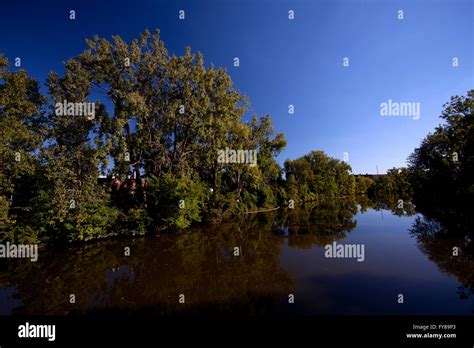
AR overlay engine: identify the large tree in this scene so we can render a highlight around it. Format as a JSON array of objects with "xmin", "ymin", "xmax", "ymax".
[
  {"xmin": 408, "ymin": 90, "xmax": 474, "ymax": 206},
  {"xmin": 284, "ymin": 151, "xmax": 355, "ymax": 202},
  {"xmin": 67, "ymin": 29, "xmax": 286, "ymax": 221},
  {"xmin": 0, "ymin": 54, "xmax": 46, "ymax": 242},
  {"xmin": 1, "ymin": 28, "xmax": 287, "ymax": 240}
]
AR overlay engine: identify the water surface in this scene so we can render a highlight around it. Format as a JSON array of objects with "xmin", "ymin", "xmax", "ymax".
[{"xmin": 0, "ymin": 199, "xmax": 473, "ymax": 317}]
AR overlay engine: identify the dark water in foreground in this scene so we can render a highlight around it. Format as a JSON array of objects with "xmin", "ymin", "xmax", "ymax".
[{"xmin": 0, "ymin": 200, "xmax": 473, "ymax": 317}]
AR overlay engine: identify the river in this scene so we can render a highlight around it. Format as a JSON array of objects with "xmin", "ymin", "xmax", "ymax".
[{"xmin": 0, "ymin": 198, "xmax": 472, "ymax": 317}]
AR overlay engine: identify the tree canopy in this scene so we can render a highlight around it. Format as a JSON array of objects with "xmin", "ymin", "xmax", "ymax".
[
  {"xmin": 408, "ymin": 90, "xmax": 474, "ymax": 206},
  {"xmin": 0, "ymin": 30, "xmax": 286, "ymax": 242},
  {"xmin": 1, "ymin": 29, "xmax": 472, "ymax": 244}
]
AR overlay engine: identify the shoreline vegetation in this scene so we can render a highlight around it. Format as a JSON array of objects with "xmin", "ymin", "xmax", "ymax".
[{"xmin": 0, "ymin": 29, "xmax": 473, "ymax": 245}]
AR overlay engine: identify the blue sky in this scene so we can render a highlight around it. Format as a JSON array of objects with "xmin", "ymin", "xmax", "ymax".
[{"xmin": 1, "ymin": 0, "xmax": 473, "ymax": 173}]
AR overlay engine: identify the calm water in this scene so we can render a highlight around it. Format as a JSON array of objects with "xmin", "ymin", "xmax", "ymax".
[{"xmin": 0, "ymin": 199, "xmax": 473, "ymax": 317}]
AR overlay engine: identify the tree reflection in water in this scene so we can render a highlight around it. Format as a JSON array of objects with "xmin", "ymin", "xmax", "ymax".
[
  {"xmin": 0, "ymin": 216, "xmax": 293, "ymax": 316},
  {"xmin": 1, "ymin": 196, "xmax": 472, "ymax": 316},
  {"xmin": 278, "ymin": 197, "xmax": 358, "ymax": 249},
  {"xmin": 0, "ymin": 198, "xmax": 362, "ymax": 317},
  {"xmin": 409, "ymin": 208, "xmax": 474, "ymax": 313}
]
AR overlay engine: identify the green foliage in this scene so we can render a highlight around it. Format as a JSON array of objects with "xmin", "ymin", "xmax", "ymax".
[
  {"xmin": 355, "ymin": 175, "xmax": 375, "ymax": 195},
  {"xmin": 0, "ymin": 195, "xmax": 11, "ymax": 232},
  {"xmin": 0, "ymin": 56, "xmax": 45, "ymax": 187},
  {"xmin": 369, "ymin": 167, "xmax": 413, "ymax": 201},
  {"xmin": 114, "ymin": 208, "xmax": 151, "ymax": 236},
  {"xmin": 146, "ymin": 174, "xmax": 207, "ymax": 229},
  {"xmin": 3, "ymin": 33, "xmax": 470, "ymax": 245},
  {"xmin": 408, "ymin": 90, "xmax": 474, "ymax": 206},
  {"xmin": 70, "ymin": 29, "xmax": 286, "ymax": 220},
  {"xmin": 0, "ymin": 30, "xmax": 286, "ymax": 242},
  {"xmin": 284, "ymin": 151, "xmax": 355, "ymax": 201},
  {"xmin": 0, "ymin": 53, "xmax": 46, "ymax": 241},
  {"xmin": 27, "ymin": 184, "xmax": 119, "ymax": 242}
]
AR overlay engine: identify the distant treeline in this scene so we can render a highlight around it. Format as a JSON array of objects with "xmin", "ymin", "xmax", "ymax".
[{"xmin": 0, "ymin": 29, "xmax": 473, "ymax": 243}]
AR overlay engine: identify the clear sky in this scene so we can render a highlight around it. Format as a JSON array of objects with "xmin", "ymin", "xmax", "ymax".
[{"xmin": 1, "ymin": 0, "xmax": 473, "ymax": 173}]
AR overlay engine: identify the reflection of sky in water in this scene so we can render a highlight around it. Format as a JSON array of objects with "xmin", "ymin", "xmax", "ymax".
[
  {"xmin": 106, "ymin": 265, "xmax": 135, "ymax": 289},
  {"xmin": 281, "ymin": 208, "xmax": 473, "ymax": 315},
  {"xmin": 0, "ymin": 285, "xmax": 22, "ymax": 315}
]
